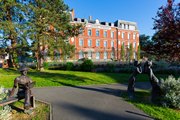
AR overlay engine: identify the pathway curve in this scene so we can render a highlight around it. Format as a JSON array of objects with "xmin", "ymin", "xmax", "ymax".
[{"xmin": 32, "ymin": 83, "xmax": 153, "ymax": 120}]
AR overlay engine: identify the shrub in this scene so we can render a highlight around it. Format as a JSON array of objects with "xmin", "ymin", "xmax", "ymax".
[
  {"xmin": 106, "ymin": 62, "xmax": 115, "ymax": 72},
  {"xmin": 43, "ymin": 62, "xmax": 49, "ymax": 70},
  {"xmin": 80, "ymin": 59, "xmax": 93, "ymax": 72},
  {"xmin": 66, "ymin": 62, "xmax": 74, "ymax": 71},
  {"xmin": 160, "ymin": 76, "xmax": 180, "ymax": 109},
  {"xmin": 0, "ymin": 86, "xmax": 12, "ymax": 120}
]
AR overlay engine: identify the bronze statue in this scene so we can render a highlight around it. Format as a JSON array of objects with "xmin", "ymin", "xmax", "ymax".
[
  {"xmin": 127, "ymin": 60, "xmax": 142, "ymax": 99},
  {"xmin": 9, "ymin": 66, "xmax": 35, "ymax": 110},
  {"xmin": 144, "ymin": 60, "xmax": 162, "ymax": 104}
]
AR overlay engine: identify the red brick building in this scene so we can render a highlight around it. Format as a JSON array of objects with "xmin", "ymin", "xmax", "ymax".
[{"xmin": 69, "ymin": 10, "xmax": 139, "ymax": 61}]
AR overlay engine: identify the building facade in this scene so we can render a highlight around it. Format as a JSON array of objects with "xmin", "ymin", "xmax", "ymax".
[{"xmin": 69, "ymin": 10, "xmax": 139, "ymax": 61}]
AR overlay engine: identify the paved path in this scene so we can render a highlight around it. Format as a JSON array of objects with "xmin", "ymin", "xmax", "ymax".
[{"xmin": 32, "ymin": 83, "xmax": 153, "ymax": 120}]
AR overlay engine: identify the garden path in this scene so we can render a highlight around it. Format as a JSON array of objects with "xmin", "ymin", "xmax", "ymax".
[{"xmin": 33, "ymin": 82, "xmax": 153, "ymax": 120}]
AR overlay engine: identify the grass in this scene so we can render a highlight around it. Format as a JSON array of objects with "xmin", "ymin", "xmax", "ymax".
[
  {"xmin": 0, "ymin": 68, "xmax": 172, "ymax": 88},
  {"xmin": 10, "ymin": 100, "xmax": 50, "ymax": 120},
  {"xmin": 121, "ymin": 90, "xmax": 180, "ymax": 120},
  {"xmin": 1, "ymin": 68, "xmax": 179, "ymax": 119}
]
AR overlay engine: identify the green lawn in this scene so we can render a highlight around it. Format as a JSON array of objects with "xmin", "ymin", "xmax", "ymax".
[
  {"xmin": 1, "ymin": 68, "xmax": 179, "ymax": 119},
  {"xmin": 0, "ymin": 68, "xmax": 171, "ymax": 88},
  {"xmin": 122, "ymin": 90, "xmax": 180, "ymax": 120}
]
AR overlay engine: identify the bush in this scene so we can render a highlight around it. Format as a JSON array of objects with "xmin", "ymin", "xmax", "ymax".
[
  {"xmin": 160, "ymin": 76, "xmax": 180, "ymax": 109},
  {"xmin": 153, "ymin": 60, "xmax": 180, "ymax": 75},
  {"xmin": 43, "ymin": 62, "xmax": 49, "ymax": 70},
  {"xmin": 106, "ymin": 62, "xmax": 115, "ymax": 72},
  {"xmin": 0, "ymin": 86, "xmax": 12, "ymax": 120},
  {"xmin": 66, "ymin": 62, "xmax": 74, "ymax": 71},
  {"xmin": 80, "ymin": 59, "xmax": 93, "ymax": 72}
]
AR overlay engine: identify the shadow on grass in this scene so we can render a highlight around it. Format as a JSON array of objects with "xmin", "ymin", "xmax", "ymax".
[
  {"xmin": 0, "ymin": 68, "xmax": 20, "ymax": 75},
  {"xmin": 28, "ymin": 71, "xmax": 95, "ymax": 82},
  {"xmin": 120, "ymin": 90, "xmax": 172, "ymax": 120}
]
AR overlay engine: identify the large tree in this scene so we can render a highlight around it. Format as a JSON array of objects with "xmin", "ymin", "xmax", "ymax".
[
  {"xmin": 139, "ymin": 34, "xmax": 154, "ymax": 58},
  {"xmin": 28, "ymin": 0, "xmax": 82, "ymax": 70},
  {"xmin": 0, "ymin": 0, "xmax": 29, "ymax": 67},
  {"xmin": 151, "ymin": 0, "xmax": 180, "ymax": 62}
]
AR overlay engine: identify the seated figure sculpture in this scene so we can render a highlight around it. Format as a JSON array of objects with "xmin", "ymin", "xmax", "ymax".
[
  {"xmin": 127, "ymin": 60, "xmax": 142, "ymax": 99},
  {"xmin": 9, "ymin": 66, "xmax": 34, "ymax": 110}
]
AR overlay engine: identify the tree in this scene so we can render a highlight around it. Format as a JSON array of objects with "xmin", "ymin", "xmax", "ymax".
[
  {"xmin": 120, "ymin": 43, "xmax": 125, "ymax": 61},
  {"xmin": 151, "ymin": 0, "xmax": 180, "ymax": 62},
  {"xmin": 137, "ymin": 45, "xmax": 141, "ymax": 61},
  {"xmin": 129, "ymin": 43, "xmax": 133, "ymax": 62},
  {"xmin": 28, "ymin": 0, "xmax": 82, "ymax": 70},
  {"xmin": 0, "ymin": 0, "xmax": 29, "ymax": 67},
  {"xmin": 139, "ymin": 34, "xmax": 154, "ymax": 58},
  {"xmin": 139, "ymin": 34, "xmax": 151, "ymax": 50}
]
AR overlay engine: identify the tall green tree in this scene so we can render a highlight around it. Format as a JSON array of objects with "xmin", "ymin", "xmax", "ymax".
[
  {"xmin": 151, "ymin": 0, "xmax": 180, "ymax": 62},
  {"xmin": 137, "ymin": 45, "xmax": 141, "ymax": 61},
  {"xmin": 139, "ymin": 34, "xmax": 154, "ymax": 58},
  {"xmin": 120, "ymin": 43, "xmax": 125, "ymax": 61},
  {"xmin": 28, "ymin": 0, "xmax": 82, "ymax": 70},
  {"xmin": 0, "ymin": 0, "xmax": 29, "ymax": 67},
  {"xmin": 129, "ymin": 43, "xmax": 133, "ymax": 62}
]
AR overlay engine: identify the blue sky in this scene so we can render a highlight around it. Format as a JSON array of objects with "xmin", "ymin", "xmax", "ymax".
[{"xmin": 64, "ymin": 0, "xmax": 171, "ymax": 37}]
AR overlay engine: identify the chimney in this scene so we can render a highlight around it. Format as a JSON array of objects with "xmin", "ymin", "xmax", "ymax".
[
  {"xmin": 89, "ymin": 16, "xmax": 92, "ymax": 21},
  {"xmin": 71, "ymin": 9, "xmax": 75, "ymax": 20}
]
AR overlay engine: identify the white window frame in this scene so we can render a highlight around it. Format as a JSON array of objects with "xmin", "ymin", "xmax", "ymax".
[
  {"xmin": 111, "ymin": 52, "xmax": 114, "ymax": 59},
  {"xmin": 96, "ymin": 29, "xmax": 100, "ymax": 36},
  {"xmin": 88, "ymin": 29, "xmax": 92, "ymax": 36},
  {"xmin": 88, "ymin": 51, "xmax": 92, "ymax": 59},
  {"xmin": 127, "ymin": 42, "xmax": 130, "ymax": 48},
  {"xmin": 104, "ymin": 30, "xmax": 107, "ymax": 37},
  {"xmin": 111, "ymin": 31, "xmax": 114, "ymax": 38},
  {"xmin": 133, "ymin": 33, "xmax": 136, "ymax": 40},
  {"xmin": 128, "ymin": 33, "xmax": 130, "ymax": 39},
  {"xmin": 104, "ymin": 52, "xmax": 108, "ymax": 59},
  {"xmin": 79, "ymin": 39, "xmax": 84, "ymax": 47},
  {"xmin": 133, "ymin": 42, "xmax": 136, "ymax": 48},
  {"xmin": 122, "ymin": 32, "xmax": 125, "ymax": 39},
  {"xmin": 104, "ymin": 41, "xmax": 107, "ymax": 48},
  {"xmin": 96, "ymin": 52, "xmax": 100, "ymax": 60},
  {"xmin": 79, "ymin": 51, "xmax": 84, "ymax": 59},
  {"xmin": 96, "ymin": 40, "xmax": 100, "ymax": 47},
  {"xmin": 111, "ymin": 41, "xmax": 114, "ymax": 47},
  {"xmin": 88, "ymin": 39, "xmax": 92, "ymax": 47}
]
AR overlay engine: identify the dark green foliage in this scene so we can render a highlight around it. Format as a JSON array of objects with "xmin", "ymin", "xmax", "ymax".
[
  {"xmin": 80, "ymin": 59, "xmax": 93, "ymax": 72},
  {"xmin": 137, "ymin": 45, "xmax": 141, "ymax": 61},
  {"xmin": 151, "ymin": 0, "xmax": 180, "ymax": 62},
  {"xmin": 43, "ymin": 62, "xmax": 49, "ymax": 70},
  {"xmin": 161, "ymin": 76, "xmax": 180, "ymax": 109},
  {"xmin": 24, "ymin": 0, "xmax": 82, "ymax": 70},
  {"xmin": 0, "ymin": 0, "xmax": 30, "ymax": 67},
  {"xmin": 106, "ymin": 62, "xmax": 115, "ymax": 72},
  {"xmin": 66, "ymin": 62, "xmax": 74, "ymax": 71}
]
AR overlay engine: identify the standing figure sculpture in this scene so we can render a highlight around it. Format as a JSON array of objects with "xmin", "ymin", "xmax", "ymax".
[
  {"xmin": 9, "ymin": 66, "xmax": 35, "ymax": 111},
  {"xmin": 144, "ymin": 61, "xmax": 162, "ymax": 104},
  {"xmin": 127, "ymin": 60, "xmax": 142, "ymax": 99}
]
